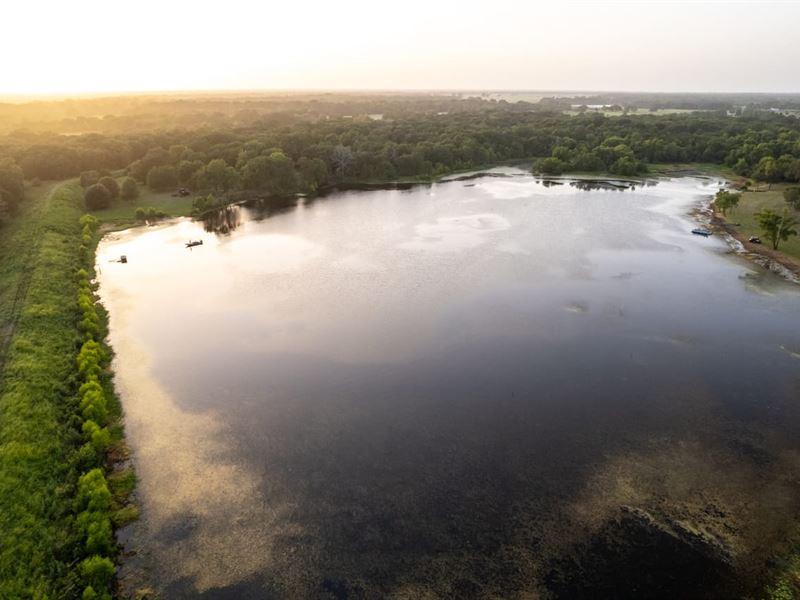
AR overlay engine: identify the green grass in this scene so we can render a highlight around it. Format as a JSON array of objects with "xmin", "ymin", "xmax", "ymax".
[
  {"xmin": 0, "ymin": 182, "xmax": 132, "ymax": 598},
  {"xmin": 722, "ymin": 185, "xmax": 800, "ymax": 261},
  {"xmin": 89, "ymin": 185, "xmax": 194, "ymax": 225},
  {"xmin": 765, "ymin": 552, "xmax": 800, "ymax": 599},
  {"xmin": 647, "ymin": 162, "xmax": 737, "ymax": 179},
  {"xmin": 0, "ymin": 182, "xmax": 86, "ymax": 597},
  {"xmin": 0, "ymin": 181, "xmax": 61, "ymax": 363}
]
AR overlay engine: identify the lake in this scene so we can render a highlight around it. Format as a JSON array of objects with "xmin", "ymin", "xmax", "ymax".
[{"xmin": 97, "ymin": 170, "xmax": 800, "ymax": 599}]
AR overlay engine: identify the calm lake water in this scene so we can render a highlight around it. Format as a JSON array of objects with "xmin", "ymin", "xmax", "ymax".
[{"xmin": 97, "ymin": 170, "xmax": 800, "ymax": 599}]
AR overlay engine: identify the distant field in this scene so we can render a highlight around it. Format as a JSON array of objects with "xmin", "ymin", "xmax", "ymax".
[{"xmin": 564, "ymin": 108, "xmax": 709, "ymax": 116}]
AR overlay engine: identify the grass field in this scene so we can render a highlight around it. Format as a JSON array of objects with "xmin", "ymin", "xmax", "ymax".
[
  {"xmin": 0, "ymin": 182, "xmax": 61, "ymax": 362},
  {"xmin": 0, "ymin": 182, "xmax": 131, "ymax": 598},
  {"xmin": 89, "ymin": 184, "xmax": 195, "ymax": 225},
  {"xmin": 647, "ymin": 162, "xmax": 737, "ymax": 179},
  {"xmin": 720, "ymin": 186, "xmax": 800, "ymax": 261}
]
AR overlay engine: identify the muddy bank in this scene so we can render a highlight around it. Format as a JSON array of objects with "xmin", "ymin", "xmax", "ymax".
[{"xmin": 710, "ymin": 211, "xmax": 800, "ymax": 283}]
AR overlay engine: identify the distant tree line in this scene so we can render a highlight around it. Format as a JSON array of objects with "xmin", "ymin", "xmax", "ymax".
[{"xmin": 2, "ymin": 105, "xmax": 800, "ymax": 223}]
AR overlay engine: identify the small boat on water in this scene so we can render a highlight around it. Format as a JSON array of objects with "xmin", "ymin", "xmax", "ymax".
[
  {"xmin": 691, "ymin": 227, "xmax": 712, "ymax": 237},
  {"xmin": 185, "ymin": 240, "xmax": 203, "ymax": 248}
]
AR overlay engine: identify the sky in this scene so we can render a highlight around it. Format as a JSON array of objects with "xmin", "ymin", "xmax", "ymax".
[{"xmin": 3, "ymin": 0, "xmax": 799, "ymax": 97}]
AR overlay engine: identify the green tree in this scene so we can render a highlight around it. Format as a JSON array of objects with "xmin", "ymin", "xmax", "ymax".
[
  {"xmin": 0, "ymin": 158, "xmax": 25, "ymax": 212},
  {"xmin": 198, "ymin": 159, "xmax": 238, "ymax": 193},
  {"xmin": 120, "ymin": 176, "xmax": 139, "ymax": 200},
  {"xmin": 97, "ymin": 176, "xmax": 119, "ymax": 200},
  {"xmin": 755, "ymin": 208, "xmax": 798, "ymax": 250},
  {"xmin": 84, "ymin": 183, "xmax": 111, "ymax": 210},
  {"xmin": 783, "ymin": 186, "xmax": 800, "ymax": 210},
  {"xmin": 714, "ymin": 190, "xmax": 741, "ymax": 216},
  {"xmin": 787, "ymin": 159, "xmax": 800, "ymax": 183},
  {"xmin": 264, "ymin": 151, "xmax": 297, "ymax": 196},
  {"xmin": 80, "ymin": 170, "xmax": 101, "ymax": 188},
  {"xmin": 240, "ymin": 155, "xmax": 270, "ymax": 190},
  {"xmin": 331, "ymin": 145, "xmax": 354, "ymax": 179},
  {"xmin": 534, "ymin": 157, "xmax": 566, "ymax": 175},
  {"xmin": 610, "ymin": 156, "xmax": 645, "ymax": 176},
  {"xmin": 752, "ymin": 156, "xmax": 779, "ymax": 182},
  {"xmin": 298, "ymin": 157, "xmax": 329, "ymax": 192},
  {"xmin": 177, "ymin": 159, "xmax": 204, "ymax": 187},
  {"xmin": 146, "ymin": 165, "xmax": 178, "ymax": 191}
]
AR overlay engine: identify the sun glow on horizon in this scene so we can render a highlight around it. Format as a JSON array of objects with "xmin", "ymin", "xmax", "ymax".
[{"xmin": 4, "ymin": 0, "xmax": 800, "ymax": 97}]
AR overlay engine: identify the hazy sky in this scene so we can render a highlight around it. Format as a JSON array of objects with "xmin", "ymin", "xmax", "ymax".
[{"xmin": 3, "ymin": 0, "xmax": 799, "ymax": 96}]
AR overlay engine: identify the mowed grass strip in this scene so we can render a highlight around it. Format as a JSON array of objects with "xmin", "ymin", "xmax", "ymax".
[{"xmin": 0, "ymin": 182, "xmax": 86, "ymax": 598}]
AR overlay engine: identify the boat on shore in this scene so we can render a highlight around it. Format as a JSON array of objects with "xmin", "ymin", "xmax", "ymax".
[{"xmin": 692, "ymin": 227, "xmax": 712, "ymax": 237}]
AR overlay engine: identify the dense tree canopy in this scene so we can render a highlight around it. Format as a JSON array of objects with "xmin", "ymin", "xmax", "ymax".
[
  {"xmin": 0, "ymin": 158, "xmax": 25, "ymax": 213},
  {"xmin": 1, "ymin": 94, "xmax": 800, "ymax": 226}
]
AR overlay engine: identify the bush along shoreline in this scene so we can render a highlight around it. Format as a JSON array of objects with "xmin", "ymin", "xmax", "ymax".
[
  {"xmin": 74, "ymin": 214, "xmax": 123, "ymax": 600},
  {"xmin": 0, "ymin": 183, "xmax": 134, "ymax": 599}
]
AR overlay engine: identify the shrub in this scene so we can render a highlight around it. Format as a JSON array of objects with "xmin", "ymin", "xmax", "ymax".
[
  {"xmin": 78, "ymin": 555, "xmax": 115, "ymax": 588},
  {"xmin": 79, "ymin": 214, "xmax": 99, "ymax": 232},
  {"xmin": 784, "ymin": 186, "xmax": 800, "ymax": 210},
  {"xmin": 120, "ymin": 176, "xmax": 139, "ymax": 200},
  {"xmin": 77, "ymin": 469, "xmax": 112, "ymax": 512},
  {"xmin": 534, "ymin": 157, "xmax": 566, "ymax": 175},
  {"xmin": 98, "ymin": 177, "xmax": 120, "ymax": 200},
  {"xmin": 84, "ymin": 184, "xmax": 111, "ymax": 210}
]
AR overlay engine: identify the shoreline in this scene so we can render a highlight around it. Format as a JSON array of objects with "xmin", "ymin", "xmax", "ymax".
[{"xmin": 710, "ymin": 208, "xmax": 800, "ymax": 284}]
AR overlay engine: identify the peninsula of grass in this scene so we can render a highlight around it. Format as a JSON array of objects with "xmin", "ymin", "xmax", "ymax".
[
  {"xmin": 0, "ymin": 182, "xmax": 133, "ymax": 599},
  {"xmin": 711, "ymin": 183, "xmax": 800, "ymax": 278}
]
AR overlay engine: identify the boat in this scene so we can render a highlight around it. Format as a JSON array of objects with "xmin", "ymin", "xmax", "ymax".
[
  {"xmin": 185, "ymin": 240, "xmax": 203, "ymax": 248},
  {"xmin": 748, "ymin": 236, "xmax": 762, "ymax": 244},
  {"xmin": 691, "ymin": 228, "xmax": 712, "ymax": 237}
]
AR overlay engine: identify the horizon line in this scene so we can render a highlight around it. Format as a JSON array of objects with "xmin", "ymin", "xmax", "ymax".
[{"xmin": 3, "ymin": 87, "xmax": 800, "ymax": 104}]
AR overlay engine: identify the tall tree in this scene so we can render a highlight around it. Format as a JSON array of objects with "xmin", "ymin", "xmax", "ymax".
[
  {"xmin": 714, "ymin": 190, "xmax": 741, "ymax": 216},
  {"xmin": 755, "ymin": 208, "xmax": 798, "ymax": 250}
]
